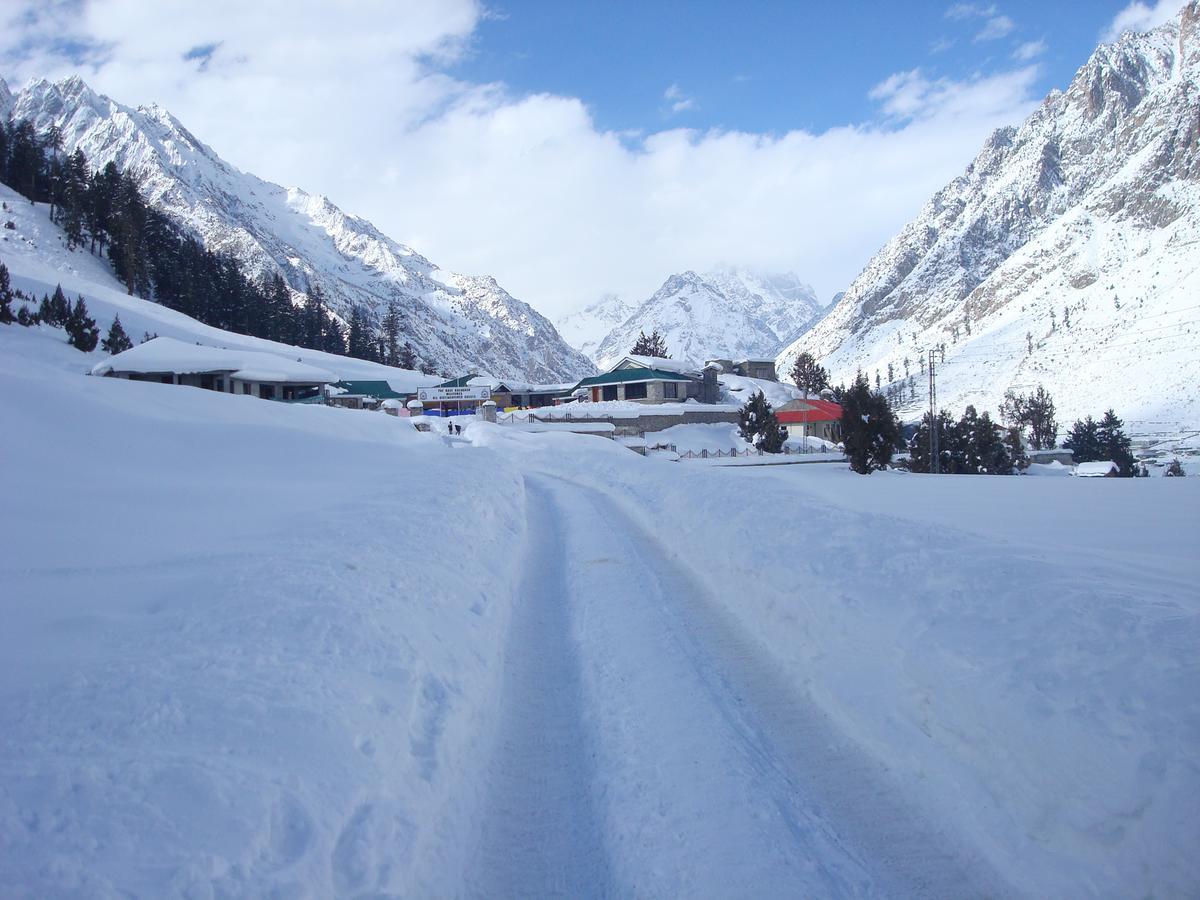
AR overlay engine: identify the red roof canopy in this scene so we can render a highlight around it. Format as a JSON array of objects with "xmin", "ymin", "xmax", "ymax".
[{"xmin": 777, "ymin": 399, "xmax": 843, "ymax": 424}]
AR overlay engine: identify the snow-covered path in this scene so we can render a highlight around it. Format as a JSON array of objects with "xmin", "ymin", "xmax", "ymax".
[
  {"xmin": 470, "ymin": 473, "xmax": 1014, "ymax": 897},
  {"xmin": 468, "ymin": 479, "xmax": 613, "ymax": 897}
]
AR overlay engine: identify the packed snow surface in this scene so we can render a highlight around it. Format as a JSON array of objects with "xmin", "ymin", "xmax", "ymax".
[{"xmin": 2, "ymin": 311, "xmax": 1197, "ymax": 896}]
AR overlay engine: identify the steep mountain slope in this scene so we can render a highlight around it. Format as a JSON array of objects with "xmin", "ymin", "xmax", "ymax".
[
  {"xmin": 555, "ymin": 294, "xmax": 635, "ymax": 361},
  {"xmin": 3, "ymin": 75, "xmax": 594, "ymax": 383},
  {"xmin": 0, "ymin": 181, "xmax": 440, "ymax": 390},
  {"xmin": 591, "ymin": 268, "xmax": 823, "ymax": 368},
  {"xmin": 779, "ymin": 2, "xmax": 1200, "ymax": 435}
]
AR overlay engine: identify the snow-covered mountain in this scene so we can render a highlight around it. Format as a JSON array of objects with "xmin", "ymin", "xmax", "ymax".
[
  {"xmin": 555, "ymin": 294, "xmax": 635, "ymax": 362},
  {"xmin": 2, "ymin": 75, "xmax": 595, "ymax": 383},
  {"xmin": 590, "ymin": 268, "xmax": 823, "ymax": 368},
  {"xmin": 779, "ymin": 2, "xmax": 1200, "ymax": 435}
]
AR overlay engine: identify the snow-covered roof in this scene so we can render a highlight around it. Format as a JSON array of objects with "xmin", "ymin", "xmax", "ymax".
[
  {"xmin": 495, "ymin": 381, "xmax": 577, "ymax": 394},
  {"xmin": 1075, "ymin": 460, "xmax": 1119, "ymax": 477},
  {"xmin": 615, "ymin": 355, "xmax": 702, "ymax": 375},
  {"xmin": 91, "ymin": 337, "xmax": 336, "ymax": 384}
]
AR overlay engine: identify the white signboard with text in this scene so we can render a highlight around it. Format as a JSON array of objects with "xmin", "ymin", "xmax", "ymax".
[{"xmin": 417, "ymin": 386, "xmax": 491, "ymax": 402}]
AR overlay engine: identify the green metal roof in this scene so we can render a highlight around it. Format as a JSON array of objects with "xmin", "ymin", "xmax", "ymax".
[
  {"xmin": 575, "ymin": 367, "xmax": 696, "ymax": 389},
  {"xmin": 331, "ymin": 380, "xmax": 406, "ymax": 399}
]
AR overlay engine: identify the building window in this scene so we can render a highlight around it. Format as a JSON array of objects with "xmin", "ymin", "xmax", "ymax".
[
  {"xmin": 242, "ymin": 383, "xmax": 252, "ymax": 394},
  {"xmin": 663, "ymin": 382, "xmax": 678, "ymax": 399},
  {"xmin": 625, "ymin": 382, "xmax": 648, "ymax": 400},
  {"xmin": 602, "ymin": 385, "xmax": 619, "ymax": 401},
  {"xmin": 260, "ymin": 384, "xmax": 276, "ymax": 401}
]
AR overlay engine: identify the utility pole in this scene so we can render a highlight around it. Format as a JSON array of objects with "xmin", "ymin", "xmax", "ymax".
[{"xmin": 928, "ymin": 347, "xmax": 939, "ymax": 474}]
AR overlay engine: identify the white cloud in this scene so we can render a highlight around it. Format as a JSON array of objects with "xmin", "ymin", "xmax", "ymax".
[
  {"xmin": 974, "ymin": 14, "xmax": 1016, "ymax": 41},
  {"xmin": 0, "ymin": 1, "xmax": 1045, "ymax": 319},
  {"xmin": 930, "ymin": 37, "xmax": 957, "ymax": 54},
  {"xmin": 664, "ymin": 83, "xmax": 696, "ymax": 114},
  {"xmin": 945, "ymin": 3, "xmax": 997, "ymax": 20},
  {"xmin": 1013, "ymin": 39, "xmax": 1047, "ymax": 61},
  {"xmin": 1103, "ymin": 0, "xmax": 1185, "ymax": 41}
]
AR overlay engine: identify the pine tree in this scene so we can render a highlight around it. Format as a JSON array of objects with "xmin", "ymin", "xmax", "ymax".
[
  {"xmin": 100, "ymin": 314, "xmax": 133, "ymax": 354},
  {"xmin": 1063, "ymin": 416, "xmax": 1101, "ymax": 463},
  {"xmin": 789, "ymin": 352, "xmax": 829, "ymax": 396},
  {"xmin": 841, "ymin": 372, "xmax": 900, "ymax": 474},
  {"xmin": 65, "ymin": 296, "xmax": 99, "ymax": 352},
  {"xmin": 737, "ymin": 391, "xmax": 785, "ymax": 453},
  {"xmin": 974, "ymin": 411, "xmax": 1012, "ymax": 474},
  {"xmin": 0, "ymin": 262, "xmax": 13, "ymax": 324},
  {"xmin": 346, "ymin": 306, "xmax": 371, "ymax": 360},
  {"xmin": 630, "ymin": 329, "xmax": 670, "ymax": 358},
  {"xmin": 381, "ymin": 301, "xmax": 401, "ymax": 366},
  {"xmin": 398, "ymin": 341, "xmax": 418, "ymax": 370},
  {"xmin": 908, "ymin": 410, "xmax": 955, "ymax": 474},
  {"xmin": 1004, "ymin": 425, "xmax": 1027, "ymax": 471},
  {"xmin": 1096, "ymin": 409, "xmax": 1136, "ymax": 477},
  {"xmin": 39, "ymin": 285, "xmax": 71, "ymax": 327},
  {"xmin": 1164, "ymin": 459, "xmax": 1185, "ymax": 477}
]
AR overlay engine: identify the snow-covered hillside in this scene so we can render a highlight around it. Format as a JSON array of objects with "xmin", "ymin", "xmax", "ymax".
[
  {"xmin": 2, "ymin": 75, "xmax": 595, "ymax": 383},
  {"xmin": 779, "ymin": 1, "xmax": 1200, "ymax": 436},
  {"xmin": 0, "ymin": 182, "xmax": 440, "ymax": 388},
  {"xmin": 587, "ymin": 267, "xmax": 823, "ymax": 368}
]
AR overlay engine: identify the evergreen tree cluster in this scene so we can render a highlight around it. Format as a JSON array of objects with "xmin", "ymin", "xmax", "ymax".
[
  {"xmin": 1063, "ymin": 410, "xmax": 1138, "ymax": 476},
  {"xmin": 630, "ymin": 329, "xmax": 670, "ymax": 358},
  {"xmin": 839, "ymin": 372, "xmax": 900, "ymax": 474},
  {"xmin": 0, "ymin": 118, "xmax": 431, "ymax": 369},
  {"xmin": 908, "ymin": 405, "xmax": 1015, "ymax": 475},
  {"xmin": 737, "ymin": 391, "xmax": 786, "ymax": 453},
  {"xmin": 0, "ymin": 268, "xmax": 109, "ymax": 354}
]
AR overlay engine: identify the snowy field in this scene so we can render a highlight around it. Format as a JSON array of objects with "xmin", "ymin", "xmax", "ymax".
[{"xmin": 2, "ymin": 314, "xmax": 1198, "ymax": 896}]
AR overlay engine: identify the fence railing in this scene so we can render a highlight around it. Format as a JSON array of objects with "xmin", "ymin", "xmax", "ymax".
[{"xmin": 498, "ymin": 411, "xmax": 587, "ymax": 423}]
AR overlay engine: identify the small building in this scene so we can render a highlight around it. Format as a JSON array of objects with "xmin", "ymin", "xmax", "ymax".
[
  {"xmin": 1026, "ymin": 448, "xmax": 1075, "ymax": 466},
  {"xmin": 91, "ymin": 336, "xmax": 334, "ymax": 402},
  {"xmin": 327, "ymin": 380, "xmax": 407, "ymax": 410},
  {"xmin": 1075, "ymin": 460, "xmax": 1119, "ymax": 477},
  {"xmin": 704, "ymin": 358, "xmax": 778, "ymax": 382},
  {"xmin": 776, "ymin": 398, "xmax": 843, "ymax": 443},
  {"xmin": 570, "ymin": 355, "xmax": 721, "ymax": 405},
  {"xmin": 574, "ymin": 366, "xmax": 697, "ymax": 403},
  {"xmin": 491, "ymin": 381, "xmax": 577, "ymax": 409}
]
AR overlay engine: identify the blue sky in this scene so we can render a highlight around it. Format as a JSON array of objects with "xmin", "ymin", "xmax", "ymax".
[
  {"xmin": 455, "ymin": 1, "xmax": 1135, "ymax": 135},
  {"xmin": 0, "ymin": 0, "xmax": 1185, "ymax": 316}
]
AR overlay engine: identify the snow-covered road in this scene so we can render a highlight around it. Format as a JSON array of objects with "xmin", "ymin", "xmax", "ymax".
[{"xmin": 469, "ymin": 473, "xmax": 1014, "ymax": 897}]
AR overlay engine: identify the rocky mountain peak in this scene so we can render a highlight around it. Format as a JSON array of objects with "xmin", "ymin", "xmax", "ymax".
[{"xmin": 5, "ymin": 75, "xmax": 593, "ymax": 381}]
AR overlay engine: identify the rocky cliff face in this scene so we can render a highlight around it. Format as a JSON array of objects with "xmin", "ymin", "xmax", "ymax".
[
  {"xmin": 4, "ymin": 75, "xmax": 595, "ymax": 382},
  {"xmin": 779, "ymin": 1, "xmax": 1200, "ymax": 433},
  {"xmin": 589, "ymin": 267, "xmax": 823, "ymax": 368}
]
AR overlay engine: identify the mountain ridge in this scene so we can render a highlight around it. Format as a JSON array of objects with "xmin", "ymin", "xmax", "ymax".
[
  {"xmin": 2, "ymin": 74, "xmax": 595, "ymax": 383},
  {"xmin": 778, "ymin": 1, "xmax": 1200, "ymax": 433},
  {"xmin": 579, "ymin": 267, "xmax": 824, "ymax": 368}
]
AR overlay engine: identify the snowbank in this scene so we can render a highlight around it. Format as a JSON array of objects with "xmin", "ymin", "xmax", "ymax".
[
  {"xmin": 0, "ymin": 329, "xmax": 528, "ymax": 897},
  {"xmin": 643, "ymin": 422, "xmax": 751, "ymax": 453}
]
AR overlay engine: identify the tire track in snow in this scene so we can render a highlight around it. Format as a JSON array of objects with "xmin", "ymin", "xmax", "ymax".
[
  {"xmin": 539, "ymin": 472, "xmax": 1016, "ymax": 898},
  {"xmin": 466, "ymin": 478, "xmax": 613, "ymax": 898}
]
